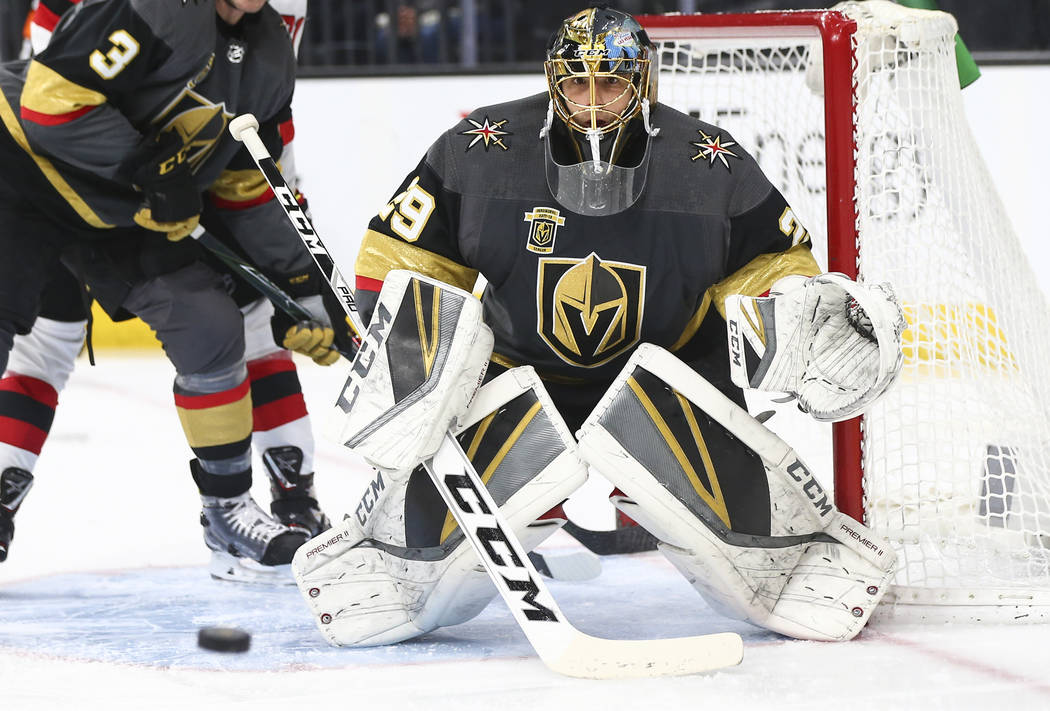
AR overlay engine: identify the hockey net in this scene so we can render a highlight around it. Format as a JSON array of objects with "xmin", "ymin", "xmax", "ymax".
[{"xmin": 642, "ymin": 1, "xmax": 1050, "ymax": 621}]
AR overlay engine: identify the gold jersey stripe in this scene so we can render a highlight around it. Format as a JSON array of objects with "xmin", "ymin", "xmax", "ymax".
[
  {"xmin": 440, "ymin": 400, "xmax": 543, "ymax": 543},
  {"xmin": 175, "ymin": 393, "xmax": 253, "ymax": 448},
  {"xmin": 356, "ymin": 229, "xmax": 478, "ymax": 292},
  {"xmin": 209, "ymin": 168, "xmax": 271, "ymax": 203},
  {"xmin": 708, "ymin": 243, "xmax": 820, "ymax": 319},
  {"xmin": 0, "ymin": 86, "xmax": 112, "ymax": 228},
  {"xmin": 670, "ymin": 290, "xmax": 713, "ymax": 352},
  {"xmin": 21, "ymin": 61, "xmax": 106, "ymax": 116},
  {"xmin": 490, "ymin": 351, "xmax": 588, "ymax": 384}
]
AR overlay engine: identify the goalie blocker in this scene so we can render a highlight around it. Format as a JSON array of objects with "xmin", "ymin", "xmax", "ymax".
[
  {"xmin": 328, "ymin": 269, "xmax": 493, "ymax": 471},
  {"xmin": 578, "ymin": 345, "xmax": 896, "ymax": 641}
]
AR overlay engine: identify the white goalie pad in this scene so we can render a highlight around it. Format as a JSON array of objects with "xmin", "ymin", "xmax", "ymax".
[
  {"xmin": 725, "ymin": 272, "xmax": 906, "ymax": 422},
  {"xmin": 577, "ymin": 344, "xmax": 897, "ymax": 641},
  {"xmin": 329, "ymin": 270, "xmax": 493, "ymax": 471},
  {"xmin": 297, "ymin": 366, "xmax": 588, "ymax": 647}
]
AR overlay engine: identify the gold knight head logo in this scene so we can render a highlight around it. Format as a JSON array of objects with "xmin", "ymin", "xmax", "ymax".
[
  {"xmin": 538, "ymin": 253, "xmax": 645, "ymax": 367},
  {"xmin": 155, "ymin": 87, "xmax": 232, "ymax": 173}
]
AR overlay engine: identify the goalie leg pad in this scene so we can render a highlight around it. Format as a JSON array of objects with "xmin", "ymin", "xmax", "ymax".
[
  {"xmin": 296, "ymin": 367, "xmax": 588, "ymax": 646},
  {"xmin": 578, "ymin": 344, "xmax": 896, "ymax": 641},
  {"xmin": 328, "ymin": 270, "xmax": 494, "ymax": 470}
]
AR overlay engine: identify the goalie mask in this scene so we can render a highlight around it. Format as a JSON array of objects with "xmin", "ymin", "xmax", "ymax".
[{"xmin": 542, "ymin": 7, "xmax": 659, "ymax": 217}]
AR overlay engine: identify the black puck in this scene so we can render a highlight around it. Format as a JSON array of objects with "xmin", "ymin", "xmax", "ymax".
[{"xmin": 197, "ymin": 626, "xmax": 251, "ymax": 653}]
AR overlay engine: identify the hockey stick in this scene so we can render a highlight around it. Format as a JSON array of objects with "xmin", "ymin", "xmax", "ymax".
[
  {"xmin": 190, "ymin": 225, "xmax": 312, "ymax": 322},
  {"xmin": 229, "ymin": 114, "xmax": 743, "ymax": 678},
  {"xmin": 562, "ymin": 520, "xmax": 658, "ymax": 556},
  {"xmin": 196, "ymin": 224, "xmax": 597, "ymax": 579},
  {"xmin": 189, "ymin": 224, "xmax": 359, "ymax": 361}
]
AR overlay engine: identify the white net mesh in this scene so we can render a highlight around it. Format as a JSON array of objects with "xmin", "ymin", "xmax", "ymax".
[{"xmin": 647, "ymin": 1, "xmax": 1050, "ymax": 615}]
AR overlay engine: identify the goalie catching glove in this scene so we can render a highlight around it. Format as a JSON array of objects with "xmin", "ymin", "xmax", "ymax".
[
  {"xmin": 725, "ymin": 273, "xmax": 905, "ymax": 421},
  {"xmin": 578, "ymin": 345, "xmax": 896, "ymax": 642}
]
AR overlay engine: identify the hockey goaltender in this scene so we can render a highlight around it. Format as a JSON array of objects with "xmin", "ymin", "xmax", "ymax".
[{"xmin": 293, "ymin": 5, "xmax": 907, "ymax": 652}]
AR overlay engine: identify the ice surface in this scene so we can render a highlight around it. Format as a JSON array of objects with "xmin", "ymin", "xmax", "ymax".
[{"xmin": 1, "ymin": 356, "xmax": 1048, "ymax": 710}]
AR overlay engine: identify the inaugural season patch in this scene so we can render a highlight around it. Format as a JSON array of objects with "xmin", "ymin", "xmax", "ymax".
[
  {"xmin": 459, "ymin": 116, "xmax": 511, "ymax": 152},
  {"xmin": 537, "ymin": 253, "xmax": 646, "ymax": 368},
  {"xmin": 523, "ymin": 207, "xmax": 565, "ymax": 254},
  {"xmin": 691, "ymin": 130, "xmax": 739, "ymax": 170}
]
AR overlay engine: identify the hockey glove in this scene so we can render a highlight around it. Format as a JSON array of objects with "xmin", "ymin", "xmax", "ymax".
[
  {"xmin": 279, "ymin": 296, "xmax": 340, "ymax": 366},
  {"xmin": 725, "ymin": 273, "xmax": 905, "ymax": 421},
  {"xmin": 129, "ymin": 132, "xmax": 202, "ymax": 241}
]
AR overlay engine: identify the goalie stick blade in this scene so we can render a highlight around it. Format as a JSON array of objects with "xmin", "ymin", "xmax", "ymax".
[
  {"xmin": 426, "ymin": 435, "xmax": 744, "ymax": 679},
  {"xmin": 527, "ymin": 550, "xmax": 602, "ymax": 581},
  {"xmin": 562, "ymin": 520, "xmax": 658, "ymax": 556},
  {"xmin": 548, "ymin": 630, "xmax": 744, "ymax": 680}
]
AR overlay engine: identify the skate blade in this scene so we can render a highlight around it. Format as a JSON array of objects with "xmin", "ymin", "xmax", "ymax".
[{"xmin": 208, "ymin": 551, "xmax": 297, "ymax": 586}]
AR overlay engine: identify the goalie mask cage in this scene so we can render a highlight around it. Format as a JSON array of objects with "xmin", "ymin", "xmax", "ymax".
[{"xmin": 641, "ymin": 1, "xmax": 1050, "ymax": 622}]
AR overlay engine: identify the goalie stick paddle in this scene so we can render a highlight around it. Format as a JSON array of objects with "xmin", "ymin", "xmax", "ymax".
[{"xmin": 229, "ymin": 114, "xmax": 744, "ymax": 678}]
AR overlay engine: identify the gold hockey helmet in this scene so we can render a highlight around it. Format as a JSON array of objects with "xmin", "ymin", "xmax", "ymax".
[{"xmin": 541, "ymin": 7, "xmax": 660, "ymax": 217}]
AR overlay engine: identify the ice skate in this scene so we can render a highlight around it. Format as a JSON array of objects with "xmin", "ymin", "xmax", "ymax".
[
  {"xmin": 200, "ymin": 490, "xmax": 308, "ymax": 585},
  {"xmin": 0, "ymin": 468, "xmax": 34, "ymax": 562},
  {"xmin": 262, "ymin": 446, "xmax": 331, "ymax": 537}
]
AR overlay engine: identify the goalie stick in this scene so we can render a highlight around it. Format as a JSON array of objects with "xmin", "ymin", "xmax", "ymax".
[
  {"xmin": 229, "ymin": 114, "xmax": 743, "ymax": 678},
  {"xmin": 192, "ymin": 227, "xmax": 592, "ymax": 581}
]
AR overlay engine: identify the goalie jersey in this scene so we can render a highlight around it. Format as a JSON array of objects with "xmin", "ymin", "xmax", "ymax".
[{"xmin": 355, "ymin": 93, "xmax": 821, "ymax": 428}]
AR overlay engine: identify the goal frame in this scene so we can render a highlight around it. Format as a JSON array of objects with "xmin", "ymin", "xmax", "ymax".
[{"xmin": 639, "ymin": 11, "xmax": 866, "ymax": 523}]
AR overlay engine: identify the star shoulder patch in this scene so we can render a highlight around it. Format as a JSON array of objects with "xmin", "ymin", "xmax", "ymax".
[
  {"xmin": 459, "ymin": 116, "xmax": 512, "ymax": 152},
  {"xmin": 690, "ymin": 130, "xmax": 740, "ymax": 170}
]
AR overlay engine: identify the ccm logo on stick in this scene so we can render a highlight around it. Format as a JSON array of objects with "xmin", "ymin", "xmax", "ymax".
[{"xmin": 444, "ymin": 472, "xmax": 558, "ymax": 623}]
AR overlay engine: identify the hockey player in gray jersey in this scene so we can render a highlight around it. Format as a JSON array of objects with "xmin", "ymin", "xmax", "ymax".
[
  {"xmin": 0, "ymin": 0, "xmax": 338, "ymax": 582},
  {"xmin": 0, "ymin": 0, "xmax": 333, "ymax": 574},
  {"xmin": 295, "ymin": 6, "xmax": 907, "ymax": 645}
]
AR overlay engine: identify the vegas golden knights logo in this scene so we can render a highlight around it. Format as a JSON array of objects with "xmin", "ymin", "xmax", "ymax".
[
  {"xmin": 537, "ymin": 253, "xmax": 645, "ymax": 367},
  {"xmin": 523, "ymin": 207, "xmax": 565, "ymax": 254},
  {"xmin": 153, "ymin": 87, "xmax": 233, "ymax": 173}
]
